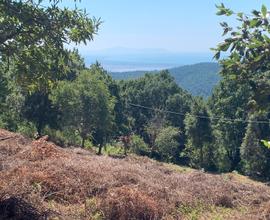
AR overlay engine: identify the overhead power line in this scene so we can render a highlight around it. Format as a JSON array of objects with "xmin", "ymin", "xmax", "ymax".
[{"xmin": 128, "ymin": 103, "xmax": 270, "ymax": 125}]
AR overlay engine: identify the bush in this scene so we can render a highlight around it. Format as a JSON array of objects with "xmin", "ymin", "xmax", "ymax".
[
  {"xmin": 100, "ymin": 186, "xmax": 162, "ymax": 220},
  {"xmin": 129, "ymin": 135, "xmax": 150, "ymax": 156},
  {"xmin": 103, "ymin": 143, "xmax": 123, "ymax": 156},
  {"xmin": 155, "ymin": 126, "xmax": 180, "ymax": 162},
  {"xmin": 43, "ymin": 127, "xmax": 82, "ymax": 147},
  {"xmin": 17, "ymin": 121, "xmax": 37, "ymax": 138}
]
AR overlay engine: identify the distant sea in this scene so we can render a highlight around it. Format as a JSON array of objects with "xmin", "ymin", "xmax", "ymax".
[{"xmin": 82, "ymin": 49, "xmax": 213, "ymax": 72}]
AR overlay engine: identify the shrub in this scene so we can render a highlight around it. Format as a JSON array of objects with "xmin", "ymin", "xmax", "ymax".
[
  {"xmin": 17, "ymin": 121, "xmax": 37, "ymax": 138},
  {"xmin": 155, "ymin": 126, "xmax": 180, "ymax": 162},
  {"xmin": 129, "ymin": 135, "xmax": 150, "ymax": 156},
  {"xmin": 103, "ymin": 143, "xmax": 123, "ymax": 156},
  {"xmin": 43, "ymin": 127, "xmax": 82, "ymax": 147},
  {"xmin": 100, "ymin": 186, "xmax": 162, "ymax": 220}
]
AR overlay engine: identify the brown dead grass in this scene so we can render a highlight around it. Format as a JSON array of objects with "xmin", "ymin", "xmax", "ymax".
[{"xmin": 1, "ymin": 129, "xmax": 270, "ymax": 219}]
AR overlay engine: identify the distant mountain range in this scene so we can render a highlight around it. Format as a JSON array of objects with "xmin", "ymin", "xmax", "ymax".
[
  {"xmin": 83, "ymin": 48, "xmax": 213, "ymax": 72},
  {"xmin": 110, "ymin": 62, "xmax": 220, "ymax": 97}
]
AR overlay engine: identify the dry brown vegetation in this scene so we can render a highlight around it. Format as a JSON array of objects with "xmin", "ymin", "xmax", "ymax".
[{"xmin": 1, "ymin": 129, "xmax": 270, "ymax": 220}]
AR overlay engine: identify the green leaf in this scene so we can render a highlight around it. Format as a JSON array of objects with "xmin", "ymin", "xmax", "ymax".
[
  {"xmin": 237, "ymin": 13, "xmax": 243, "ymax": 18},
  {"xmin": 261, "ymin": 5, "xmax": 267, "ymax": 17},
  {"xmin": 216, "ymin": 4, "xmax": 232, "ymax": 16},
  {"xmin": 250, "ymin": 19, "xmax": 260, "ymax": 28},
  {"xmin": 213, "ymin": 51, "xmax": 220, "ymax": 60},
  {"xmin": 223, "ymin": 28, "xmax": 229, "ymax": 36},
  {"xmin": 252, "ymin": 10, "xmax": 260, "ymax": 16},
  {"xmin": 220, "ymin": 22, "xmax": 228, "ymax": 27},
  {"xmin": 226, "ymin": 9, "xmax": 234, "ymax": 16},
  {"xmin": 249, "ymin": 38, "xmax": 263, "ymax": 49},
  {"xmin": 228, "ymin": 74, "xmax": 237, "ymax": 80},
  {"xmin": 216, "ymin": 10, "xmax": 226, "ymax": 16},
  {"xmin": 219, "ymin": 42, "xmax": 231, "ymax": 51},
  {"xmin": 261, "ymin": 140, "xmax": 270, "ymax": 149},
  {"xmin": 263, "ymin": 34, "xmax": 270, "ymax": 43}
]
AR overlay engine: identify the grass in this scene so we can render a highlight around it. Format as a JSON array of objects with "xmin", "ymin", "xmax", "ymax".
[
  {"xmin": 164, "ymin": 162, "xmax": 194, "ymax": 173},
  {"xmin": 103, "ymin": 143, "xmax": 124, "ymax": 156},
  {"xmin": 167, "ymin": 203, "xmax": 235, "ymax": 220},
  {"xmin": 1, "ymin": 128, "xmax": 270, "ymax": 219},
  {"xmin": 176, "ymin": 202, "xmax": 206, "ymax": 220}
]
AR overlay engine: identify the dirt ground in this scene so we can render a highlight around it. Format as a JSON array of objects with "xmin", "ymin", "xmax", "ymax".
[{"xmin": 1, "ymin": 128, "xmax": 270, "ymax": 220}]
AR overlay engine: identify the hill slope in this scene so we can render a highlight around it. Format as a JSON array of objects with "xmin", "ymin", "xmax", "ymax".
[
  {"xmin": 169, "ymin": 62, "xmax": 220, "ymax": 97},
  {"xmin": 1, "ymin": 129, "xmax": 270, "ymax": 219},
  {"xmin": 110, "ymin": 62, "xmax": 220, "ymax": 97}
]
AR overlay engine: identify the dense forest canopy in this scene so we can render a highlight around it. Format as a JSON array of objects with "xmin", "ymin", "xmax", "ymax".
[{"xmin": 1, "ymin": 1, "xmax": 270, "ymax": 180}]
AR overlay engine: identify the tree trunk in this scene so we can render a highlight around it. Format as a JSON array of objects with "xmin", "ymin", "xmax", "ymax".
[
  {"xmin": 200, "ymin": 145, "xmax": 203, "ymax": 168},
  {"xmin": 81, "ymin": 137, "xmax": 85, "ymax": 148},
  {"xmin": 98, "ymin": 144, "xmax": 103, "ymax": 155},
  {"xmin": 124, "ymin": 143, "xmax": 128, "ymax": 156},
  {"xmin": 37, "ymin": 121, "xmax": 42, "ymax": 138}
]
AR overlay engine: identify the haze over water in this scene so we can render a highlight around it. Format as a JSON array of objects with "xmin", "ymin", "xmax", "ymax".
[{"xmin": 82, "ymin": 48, "xmax": 213, "ymax": 72}]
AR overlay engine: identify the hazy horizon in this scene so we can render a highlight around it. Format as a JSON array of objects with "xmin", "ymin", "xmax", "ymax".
[
  {"xmin": 82, "ymin": 47, "xmax": 214, "ymax": 72},
  {"xmin": 63, "ymin": 1, "xmax": 269, "ymax": 72},
  {"xmin": 63, "ymin": 0, "xmax": 269, "ymax": 55}
]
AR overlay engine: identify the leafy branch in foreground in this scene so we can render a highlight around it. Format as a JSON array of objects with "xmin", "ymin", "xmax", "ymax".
[
  {"xmin": 0, "ymin": 0, "xmax": 101, "ymax": 57},
  {"xmin": 213, "ymin": 4, "xmax": 270, "ymax": 76},
  {"xmin": 0, "ymin": 0, "xmax": 101, "ymax": 94},
  {"xmin": 213, "ymin": 3, "xmax": 270, "ymax": 111}
]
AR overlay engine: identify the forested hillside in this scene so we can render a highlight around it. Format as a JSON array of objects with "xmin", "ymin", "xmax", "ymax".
[
  {"xmin": 111, "ymin": 62, "xmax": 220, "ymax": 97},
  {"xmin": 1, "ymin": 1, "xmax": 270, "ymax": 219}
]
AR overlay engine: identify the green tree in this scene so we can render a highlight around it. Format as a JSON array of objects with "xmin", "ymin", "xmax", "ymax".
[
  {"xmin": 0, "ymin": 0, "xmax": 101, "ymax": 135},
  {"xmin": 155, "ymin": 126, "xmax": 180, "ymax": 162},
  {"xmin": 213, "ymin": 3, "xmax": 270, "ymax": 178},
  {"xmin": 58, "ymin": 49, "xmax": 86, "ymax": 81},
  {"xmin": 14, "ymin": 49, "xmax": 86, "ymax": 135},
  {"xmin": 213, "ymin": 3, "xmax": 270, "ymax": 112},
  {"xmin": 240, "ymin": 112, "xmax": 270, "ymax": 178},
  {"xmin": 0, "ymin": 0, "xmax": 100, "ymax": 57},
  {"xmin": 165, "ymin": 93, "xmax": 191, "ymax": 129},
  {"xmin": 51, "ymin": 66, "xmax": 115, "ymax": 150},
  {"xmin": 184, "ymin": 98, "xmax": 215, "ymax": 170},
  {"xmin": 0, "ymin": 60, "xmax": 26, "ymax": 131},
  {"xmin": 119, "ymin": 71, "xmax": 188, "ymax": 135},
  {"xmin": 145, "ymin": 113, "xmax": 166, "ymax": 153},
  {"xmin": 0, "ymin": 63, "xmax": 8, "ymax": 110},
  {"xmin": 165, "ymin": 93, "xmax": 191, "ymax": 164},
  {"xmin": 0, "ymin": 0, "xmax": 101, "ymax": 99},
  {"xmin": 0, "ymin": 82, "xmax": 25, "ymax": 131},
  {"xmin": 21, "ymin": 92, "xmax": 59, "ymax": 136},
  {"xmin": 208, "ymin": 79, "xmax": 252, "ymax": 171},
  {"xmin": 90, "ymin": 63, "xmax": 129, "ymax": 137}
]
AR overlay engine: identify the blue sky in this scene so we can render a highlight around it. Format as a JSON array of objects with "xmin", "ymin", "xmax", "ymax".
[{"xmin": 65, "ymin": 0, "xmax": 269, "ymax": 54}]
